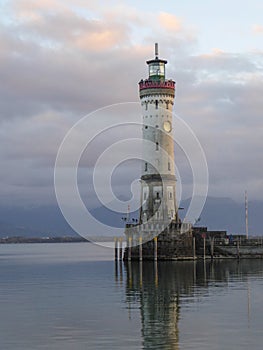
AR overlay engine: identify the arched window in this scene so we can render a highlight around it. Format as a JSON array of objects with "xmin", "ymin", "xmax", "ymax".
[
  {"xmin": 156, "ymin": 142, "xmax": 159, "ymax": 150},
  {"xmin": 155, "ymin": 100, "xmax": 158, "ymax": 109},
  {"xmin": 168, "ymin": 162, "xmax": 171, "ymax": 171},
  {"xmin": 145, "ymin": 163, "xmax": 148, "ymax": 171}
]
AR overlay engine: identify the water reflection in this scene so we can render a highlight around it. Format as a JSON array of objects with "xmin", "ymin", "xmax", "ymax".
[{"xmin": 121, "ymin": 260, "xmax": 263, "ymax": 350}]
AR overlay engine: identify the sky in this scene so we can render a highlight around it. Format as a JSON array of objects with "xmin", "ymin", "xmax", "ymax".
[{"xmin": 0, "ymin": 0, "xmax": 263, "ymax": 209}]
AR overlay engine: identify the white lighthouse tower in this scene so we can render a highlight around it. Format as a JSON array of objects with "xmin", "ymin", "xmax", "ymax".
[
  {"xmin": 124, "ymin": 44, "xmax": 193, "ymax": 260},
  {"xmin": 139, "ymin": 43, "xmax": 177, "ymax": 225}
]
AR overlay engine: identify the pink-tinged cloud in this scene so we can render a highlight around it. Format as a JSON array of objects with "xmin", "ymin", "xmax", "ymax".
[
  {"xmin": 252, "ymin": 24, "xmax": 263, "ymax": 34},
  {"xmin": 11, "ymin": 0, "xmax": 73, "ymax": 15},
  {"xmin": 75, "ymin": 28, "xmax": 127, "ymax": 51},
  {"xmin": 158, "ymin": 12, "xmax": 182, "ymax": 31}
]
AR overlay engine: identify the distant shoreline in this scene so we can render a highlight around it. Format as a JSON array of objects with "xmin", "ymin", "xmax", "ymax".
[{"xmin": 0, "ymin": 237, "xmax": 90, "ymax": 244}]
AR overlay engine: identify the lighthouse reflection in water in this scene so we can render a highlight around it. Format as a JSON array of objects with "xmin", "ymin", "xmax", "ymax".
[
  {"xmin": 125, "ymin": 262, "xmax": 182, "ymax": 350},
  {"xmin": 114, "ymin": 260, "xmax": 263, "ymax": 350}
]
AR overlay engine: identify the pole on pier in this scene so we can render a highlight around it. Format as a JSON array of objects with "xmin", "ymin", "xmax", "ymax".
[
  {"xmin": 128, "ymin": 261, "xmax": 132, "ymax": 290},
  {"xmin": 119, "ymin": 238, "xmax": 123, "ymax": 261},
  {"xmin": 210, "ymin": 237, "xmax": 214, "ymax": 260},
  {"xmin": 154, "ymin": 260, "xmax": 158, "ymax": 287},
  {"xmin": 245, "ymin": 190, "xmax": 249, "ymax": 240},
  {"xmin": 128, "ymin": 236, "xmax": 132, "ymax": 261},
  {"xmin": 114, "ymin": 237, "xmax": 118, "ymax": 261},
  {"xmin": 237, "ymin": 239, "xmax": 240, "ymax": 259},
  {"xmin": 139, "ymin": 261, "xmax": 143, "ymax": 288},
  {"xmin": 203, "ymin": 235, "xmax": 206, "ymax": 260},
  {"xmin": 193, "ymin": 236, "xmax": 196, "ymax": 259},
  {"xmin": 154, "ymin": 236, "xmax": 158, "ymax": 261},
  {"xmin": 139, "ymin": 236, "xmax": 143, "ymax": 261}
]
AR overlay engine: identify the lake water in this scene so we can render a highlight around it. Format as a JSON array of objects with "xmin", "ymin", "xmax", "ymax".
[{"xmin": 0, "ymin": 243, "xmax": 263, "ymax": 349}]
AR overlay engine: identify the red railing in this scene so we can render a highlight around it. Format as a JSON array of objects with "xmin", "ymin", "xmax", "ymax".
[{"xmin": 139, "ymin": 79, "xmax": 175, "ymax": 90}]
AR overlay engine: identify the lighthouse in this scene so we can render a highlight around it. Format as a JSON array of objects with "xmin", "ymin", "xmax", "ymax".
[
  {"xmin": 139, "ymin": 43, "xmax": 177, "ymax": 224},
  {"xmin": 123, "ymin": 44, "xmax": 193, "ymax": 261}
]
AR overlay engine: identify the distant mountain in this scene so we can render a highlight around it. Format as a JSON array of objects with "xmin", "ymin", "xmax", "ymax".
[
  {"xmin": 0, "ymin": 196, "xmax": 261, "ymax": 237},
  {"xmin": 0, "ymin": 205, "xmax": 76, "ymax": 238}
]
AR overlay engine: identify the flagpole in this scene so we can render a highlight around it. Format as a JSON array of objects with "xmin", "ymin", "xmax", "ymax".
[{"xmin": 245, "ymin": 190, "xmax": 248, "ymax": 239}]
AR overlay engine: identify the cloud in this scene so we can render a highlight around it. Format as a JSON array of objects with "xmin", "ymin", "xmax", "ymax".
[
  {"xmin": 0, "ymin": 0, "xmax": 262, "ymax": 208},
  {"xmin": 252, "ymin": 24, "xmax": 263, "ymax": 34},
  {"xmin": 74, "ymin": 29, "xmax": 125, "ymax": 51},
  {"xmin": 174, "ymin": 50, "xmax": 263, "ymax": 201},
  {"xmin": 158, "ymin": 12, "xmax": 182, "ymax": 31}
]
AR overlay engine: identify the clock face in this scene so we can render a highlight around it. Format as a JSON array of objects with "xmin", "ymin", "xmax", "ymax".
[{"xmin": 163, "ymin": 121, "xmax": 171, "ymax": 132}]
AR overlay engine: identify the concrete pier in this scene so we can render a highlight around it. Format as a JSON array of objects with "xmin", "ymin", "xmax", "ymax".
[{"xmin": 123, "ymin": 225, "xmax": 263, "ymax": 261}]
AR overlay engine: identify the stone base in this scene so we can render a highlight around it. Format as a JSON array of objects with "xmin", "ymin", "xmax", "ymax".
[{"xmin": 123, "ymin": 224, "xmax": 193, "ymax": 261}]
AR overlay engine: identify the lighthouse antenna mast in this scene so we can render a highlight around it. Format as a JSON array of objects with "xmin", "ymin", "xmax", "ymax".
[{"xmin": 155, "ymin": 43, "xmax": 159, "ymax": 59}]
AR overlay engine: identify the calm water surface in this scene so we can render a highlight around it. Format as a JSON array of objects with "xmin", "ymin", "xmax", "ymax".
[{"xmin": 0, "ymin": 243, "xmax": 263, "ymax": 349}]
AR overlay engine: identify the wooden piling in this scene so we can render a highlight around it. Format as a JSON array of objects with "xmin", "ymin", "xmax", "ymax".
[
  {"xmin": 237, "ymin": 239, "xmax": 240, "ymax": 259},
  {"xmin": 114, "ymin": 237, "xmax": 118, "ymax": 261},
  {"xmin": 128, "ymin": 236, "xmax": 132, "ymax": 261},
  {"xmin": 139, "ymin": 236, "xmax": 143, "ymax": 261},
  {"xmin": 154, "ymin": 236, "xmax": 158, "ymax": 261},
  {"xmin": 210, "ymin": 237, "xmax": 214, "ymax": 260},
  {"xmin": 119, "ymin": 238, "xmax": 123, "ymax": 261},
  {"xmin": 193, "ymin": 236, "xmax": 196, "ymax": 259},
  {"xmin": 203, "ymin": 236, "xmax": 206, "ymax": 260},
  {"xmin": 154, "ymin": 260, "xmax": 158, "ymax": 287},
  {"xmin": 139, "ymin": 261, "xmax": 143, "ymax": 288}
]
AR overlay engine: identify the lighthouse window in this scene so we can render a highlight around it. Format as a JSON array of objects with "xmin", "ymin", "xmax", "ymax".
[
  {"xmin": 169, "ymin": 192, "xmax": 173, "ymax": 199},
  {"xmin": 145, "ymin": 103, "xmax": 148, "ymax": 111},
  {"xmin": 155, "ymin": 100, "xmax": 158, "ymax": 109},
  {"xmin": 168, "ymin": 162, "xmax": 171, "ymax": 171},
  {"xmin": 166, "ymin": 102, "xmax": 169, "ymax": 109},
  {"xmin": 145, "ymin": 162, "xmax": 148, "ymax": 171},
  {"xmin": 145, "ymin": 125, "xmax": 148, "ymax": 129},
  {"xmin": 156, "ymin": 142, "xmax": 159, "ymax": 150},
  {"xmin": 156, "ymin": 192, "xmax": 160, "ymax": 199}
]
